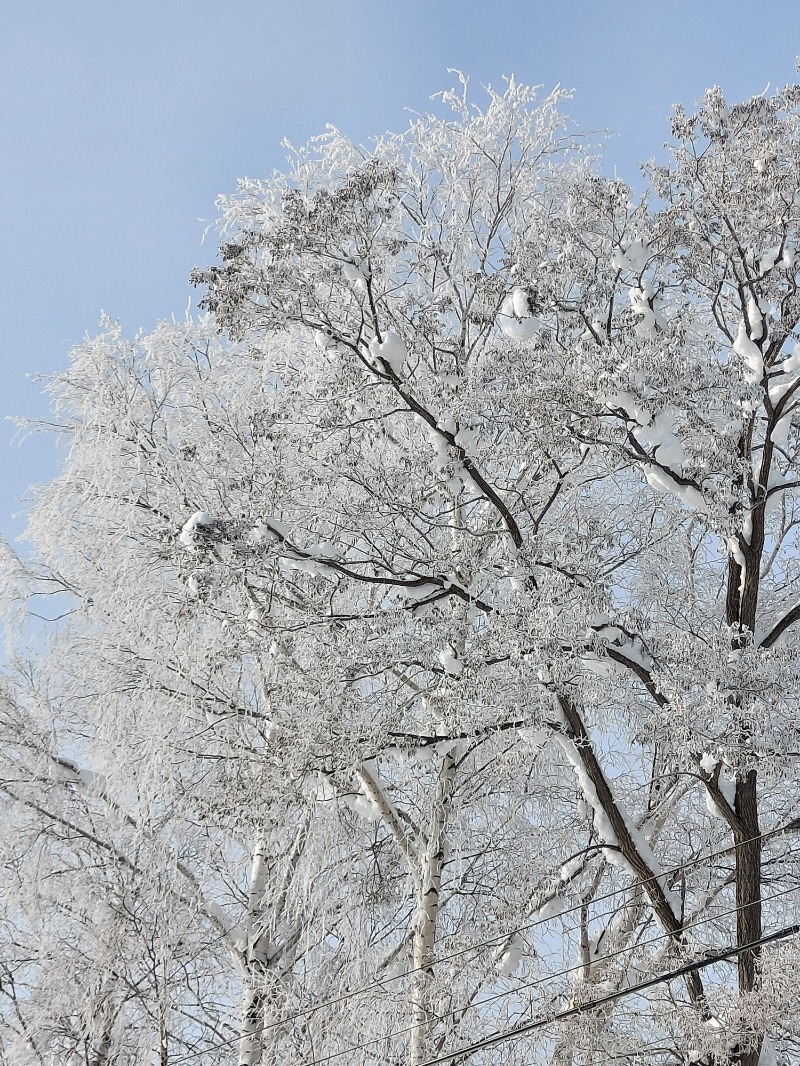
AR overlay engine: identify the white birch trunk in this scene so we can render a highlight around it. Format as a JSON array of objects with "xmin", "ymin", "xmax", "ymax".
[
  {"xmin": 410, "ymin": 749, "xmax": 456, "ymax": 1066},
  {"xmin": 238, "ymin": 836, "xmax": 271, "ymax": 1066},
  {"xmin": 237, "ymin": 817, "xmax": 310, "ymax": 1066}
]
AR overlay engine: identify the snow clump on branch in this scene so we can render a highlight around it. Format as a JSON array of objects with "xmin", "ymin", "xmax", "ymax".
[{"xmin": 178, "ymin": 511, "xmax": 221, "ymax": 549}]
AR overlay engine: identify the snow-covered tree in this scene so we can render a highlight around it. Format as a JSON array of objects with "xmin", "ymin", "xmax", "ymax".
[{"xmin": 4, "ymin": 74, "xmax": 800, "ymax": 1066}]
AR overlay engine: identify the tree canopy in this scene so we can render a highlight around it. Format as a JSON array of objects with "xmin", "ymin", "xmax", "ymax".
[{"xmin": 3, "ymin": 74, "xmax": 800, "ymax": 1066}]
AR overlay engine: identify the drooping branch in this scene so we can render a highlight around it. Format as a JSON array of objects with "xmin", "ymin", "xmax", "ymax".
[{"xmin": 552, "ymin": 695, "xmax": 708, "ymax": 1011}]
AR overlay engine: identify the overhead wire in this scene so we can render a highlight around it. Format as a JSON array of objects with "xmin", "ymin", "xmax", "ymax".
[
  {"xmin": 295, "ymin": 877, "xmax": 800, "ymax": 1066},
  {"xmin": 175, "ymin": 829, "xmax": 797, "ymax": 1061},
  {"xmin": 175, "ymin": 832, "xmax": 800, "ymax": 1062},
  {"xmin": 415, "ymin": 923, "xmax": 800, "ymax": 1066}
]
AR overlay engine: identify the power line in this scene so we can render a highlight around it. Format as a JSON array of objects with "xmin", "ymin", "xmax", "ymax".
[
  {"xmin": 298, "ymin": 879, "xmax": 800, "ymax": 1066},
  {"xmin": 177, "ymin": 836, "xmax": 800, "ymax": 1063},
  {"xmin": 419, "ymin": 879, "xmax": 800, "ymax": 1048},
  {"xmin": 416, "ymin": 923, "xmax": 800, "ymax": 1066},
  {"xmin": 175, "ymin": 825, "xmax": 796, "ymax": 1061}
]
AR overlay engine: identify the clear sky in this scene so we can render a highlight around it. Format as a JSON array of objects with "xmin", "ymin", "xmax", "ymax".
[{"xmin": 2, "ymin": 0, "xmax": 800, "ymax": 543}]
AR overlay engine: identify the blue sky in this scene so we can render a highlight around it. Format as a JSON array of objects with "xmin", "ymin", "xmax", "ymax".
[{"xmin": 2, "ymin": 0, "xmax": 800, "ymax": 543}]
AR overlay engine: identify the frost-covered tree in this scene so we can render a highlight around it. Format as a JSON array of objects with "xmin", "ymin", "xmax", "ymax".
[{"xmin": 4, "ymin": 74, "xmax": 800, "ymax": 1066}]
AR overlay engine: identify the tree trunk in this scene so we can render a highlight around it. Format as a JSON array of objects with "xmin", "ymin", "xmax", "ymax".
[
  {"xmin": 556, "ymin": 696, "xmax": 708, "ymax": 1011},
  {"xmin": 239, "ymin": 837, "xmax": 271, "ymax": 1066},
  {"xmin": 410, "ymin": 749, "xmax": 456, "ymax": 1066},
  {"xmin": 728, "ymin": 428, "xmax": 768, "ymax": 1066},
  {"xmin": 733, "ymin": 770, "xmax": 763, "ymax": 1066}
]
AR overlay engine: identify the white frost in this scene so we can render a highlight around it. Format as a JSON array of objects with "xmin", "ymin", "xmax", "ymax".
[
  {"xmin": 705, "ymin": 768, "xmax": 736, "ymax": 819},
  {"xmin": 348, "ymin": 791, "xmax": 382, "ymax": 822},
  {"xmin": 733, "ymin": 321, "xmax": 764, "ymax": 382},
  {"xmin": 404, "ymin": 582, "xmax": 441, "ymax": 602},
  {"xmin": 314, "ymin": 329, "xmax": 338, "ymax": 350},
  {"xmin": 518, "ymin": 726, "xmax": 550, "ymax": 754},
  {"xmin": 307, "ymin": 542, "xmax": 339, "ymax": 560},
  {"xmin": 496, "ymin": 935, "xmax": 523, "ymax": 976},
  {"xmin": 629, "ymin": 282, "xmax": 664, "ymax": 337},
  {"xmin": 644, "ymin": 467, "xmax": 707, "ymax": 512},
  {"xmin": 699, "ymin": 752, "xmax": 717, "ymax": 774},
  {"xmin": 454, "ymin": 426, "xmax": 479, "ymax": 454},
  {"xmin": 536, "ymin": 896, "xmax": 565, "ymax": 921},
  {"xmin": 611, "ymin": 238, "xmax": 650, "ymax": 273},
  {"xmin": 428, "ymin": 427, "xmax": 451, "ymax": 473},
  {"xmin": 498, "ymin": 288, "xmax": 540, "ymax": 341},
  {"xmin": 342, "ymin": 261, "xmax": 368, "ymax": 291},
  {"xmin": 634, "ymin": 409, "xmax": 685, "ymax": 473},
  {"xmin": 602, "ymin": 392, "xmax": 652, "ymax": 426},
  {"xmin": 281, "ymin": 556, "xmax": 338, "ymax": 580},
  {"xmin": 779, "ymin": 343, "xmax": 800, "ymax": 374},
  {"xmin": 179, "ymin": 511, "xmax": 218, "ymax": 549},
  {"xmin": 771, "ymin": 414, "xmax": 793, "ymax": 448},
  {"xmin": 369, "ymin": 331, "xmax": 407, "ymax": 374},
  {"xmin": 439, "ymin": 646, "xmax": 464, "ymax": 676},
  {"xmin": 746, "ymin": 297, "xmax": 765, "ymax": 342},
  {"xmin": 187, "ymin": 569, "xmax": 209, "ymax": 596},
  {"xmin": 248, "ymin": 522, "xmax": 279, "ymax": 546}
]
